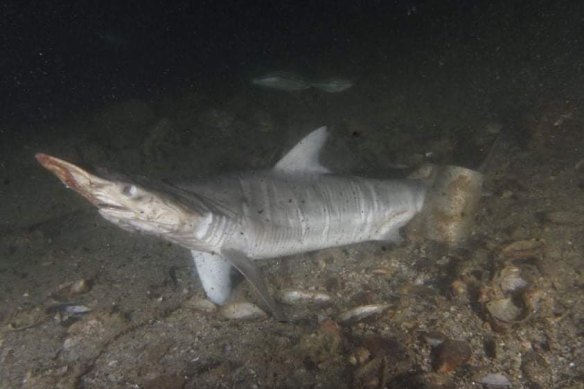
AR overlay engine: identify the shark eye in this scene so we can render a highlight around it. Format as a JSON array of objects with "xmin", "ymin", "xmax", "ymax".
[{"xmin": 121, "ymin": 184, "xmax": 137, "ymax": 197}]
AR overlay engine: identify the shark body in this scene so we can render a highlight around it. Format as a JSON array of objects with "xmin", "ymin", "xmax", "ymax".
[{"xmin": 37, "ymin": 127, "xmax": 426, "ymax": 319}]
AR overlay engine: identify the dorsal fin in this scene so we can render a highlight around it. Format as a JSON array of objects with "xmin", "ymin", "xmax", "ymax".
[{"xmin": 274, "ymin": 126, "xmax": 330, "ymax": 173}]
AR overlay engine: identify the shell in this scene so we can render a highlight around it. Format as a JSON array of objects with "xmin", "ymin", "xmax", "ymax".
[
  {"xmin": 278, "ymin": 289, "xmax": 332, "ymax": 305},
  {"xmin": 219, "ymin": 302, "xmax": 267, "ymax": 320},
  {"xmin": 338, "ymin": 304, "xmax": 388, "ymax": 324},
  {"xmin": 422, "ymin": 331, "xmax": 448, "ymax": 347},
  {"xmin": 498, "ymin": 265, "xmax": 528, "ymax": 293}
]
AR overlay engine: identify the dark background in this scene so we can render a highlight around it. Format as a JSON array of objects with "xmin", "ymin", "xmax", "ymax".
[{"xmin": 2, "ymin": 0, "xmax": 581, "ymax": 127}]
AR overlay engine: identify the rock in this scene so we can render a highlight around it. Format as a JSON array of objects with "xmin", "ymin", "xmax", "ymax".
[
  {"xmin": 521, "ymin": 351, "xmax": 553, "ymax": 388},
  {"xmin": 295, "ymin": 319, "xmax": 344, "ymax": 370},
  {"xmin": 486, "ymin": 297, "xmax": 525, "ymax": 323},
  {"xmin": 432, "ymin": 339, "xmax": 472, "ymax": 373}
]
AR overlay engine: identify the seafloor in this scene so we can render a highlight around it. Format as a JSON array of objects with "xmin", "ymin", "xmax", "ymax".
[{"xmin": 1, "ymin": 19, "xmax": 583, "ymax": 389}]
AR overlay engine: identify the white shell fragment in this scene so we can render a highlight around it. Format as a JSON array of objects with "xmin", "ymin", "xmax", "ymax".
[
  {"xmin": 338, "ymin": 304, "xmax": 388, "ymax": 324},
  {"xmin": 499, "ymin": 265, "xmax": 528, "ymax": 293},
  {"xmin": 478, "ymin": 373, "xmax": 512, "ymax": 387},
  {"xmin": 278, "ymin": 289, "xmax": 332, "ymax": 305},
  {"xmin": 219, "ymin": 302, "xmax": 268, "ymax": 320}
]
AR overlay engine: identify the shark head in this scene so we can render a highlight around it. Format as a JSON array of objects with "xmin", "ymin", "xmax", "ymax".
[{"xmin": 35, "ymin": 154, "xmax": 211, "ymax": 244}]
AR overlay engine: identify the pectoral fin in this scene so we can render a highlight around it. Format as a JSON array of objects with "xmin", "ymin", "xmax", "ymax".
[
  {"xmin": 223, "ymin": 249, "xmax": 286, "ymax": 321},
  {"xmin": 191, "ymin": 250, "xmax": 233, "ymax": 305}
]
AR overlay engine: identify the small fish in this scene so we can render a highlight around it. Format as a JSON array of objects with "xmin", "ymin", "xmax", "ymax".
[
  {"xmin": 252, "ymin": 72, "xmax": 354, "ymax": 93},
  {"xmin": 94, "ymin": 30, "xmax": 128, "ymax": 48},
  {"xmin": 252, "ymin": 71, "xmax": 311, "ymax": 91}
]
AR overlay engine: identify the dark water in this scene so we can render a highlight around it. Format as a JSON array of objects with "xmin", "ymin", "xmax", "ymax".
[{"xmin": 2, "ymin": 0, "xmax": 581, "ymax": 127}]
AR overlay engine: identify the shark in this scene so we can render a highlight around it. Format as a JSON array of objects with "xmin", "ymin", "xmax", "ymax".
[{"xmin": 36, "ymin": 127, "xmax": 426, "ymax": 320}]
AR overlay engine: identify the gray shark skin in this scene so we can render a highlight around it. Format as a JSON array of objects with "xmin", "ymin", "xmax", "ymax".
[{"xmin": 36, "ymin": 127, "xmax": 426, "ymax": 320}]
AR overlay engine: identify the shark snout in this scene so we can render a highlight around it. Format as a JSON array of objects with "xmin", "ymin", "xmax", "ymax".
[{"xmin": 36, "ymin": 153, "xmax": 111, "ymax": 206}]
